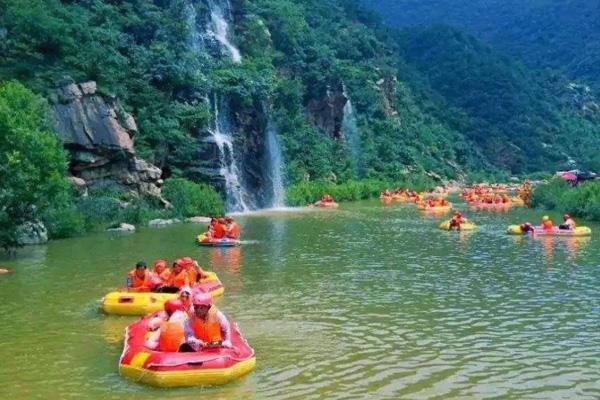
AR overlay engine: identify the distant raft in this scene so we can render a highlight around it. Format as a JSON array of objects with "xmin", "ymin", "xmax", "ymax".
[
  {"xmin": 102, "ymin": 272, "xmax": 224, "ymax": 316},
  {"xmin": 439, "ymin": 221, "xmax": 476, "ymax": 231},
  {"xmin": 507, "ymin": 225, "xmax": 591, "ymax": 236},
  {"xmin": 417, "ymin": 203, "xmax": 452, "ymax": 213},
  {"xmin": 196, "ymin": 234, "xmax": 240, "ymax": 247},
  {"xmin": 310, "ymin": 200, "xmax": 339, "ymax": 208},
  {"xmin": 119, "ymin": 314, "xmax": 256, "ymax": 387}
]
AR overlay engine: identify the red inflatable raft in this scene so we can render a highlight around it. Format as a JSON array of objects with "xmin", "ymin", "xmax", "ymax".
[{"xmin": 119, "ymin": 314, "xmax": 256, "ymax": 387}]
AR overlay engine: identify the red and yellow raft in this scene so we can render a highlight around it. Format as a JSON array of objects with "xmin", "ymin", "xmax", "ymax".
[
  {"xmin": 196, "ymin": 234, "xmax": 240, "ymax": 247},
  {"xmin": 119, "ymin": 315, "xmax": 256, "ymax": 387},
  {"xmin": 102, "ymin": 272, "xmax": 224, "ymax": 316}
]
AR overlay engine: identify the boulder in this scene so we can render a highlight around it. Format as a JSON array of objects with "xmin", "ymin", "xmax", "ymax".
[
  {"xmin": 17, "ymin": 221, "xmax": 48, "ymax": 245},
  {"xmin": 0, "ymin": 268, "xmax": 10, "ymax": 275},
  {"xmin": 186, "ymin": 216, "xmax": 211, "ymax": 224},
  {"xmin": 148, "ymin": 218, "xmax": 181, "ymax": 227},
  {"xmin": 107, "ymin": 223, "xmax": 136, "ymax": 233},
  {"xmin": 51, "ymin": 81, "xmax": 163, "ymax": 198}
]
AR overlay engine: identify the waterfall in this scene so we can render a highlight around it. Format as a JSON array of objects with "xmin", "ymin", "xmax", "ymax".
[
  {"xmin": 264, "ymin": 119, "xmax": 286, "ymax": 208},
  {"xmin": 342, "ymin": 86, "xmax": 362, "ymax": 176},
  {"xmin": 206, "ymin": 95, "xmax": 251, "ymax": 212},
  {"xmin": 206, "ymin": 0, "xmax": 242, "ymax": 63}
]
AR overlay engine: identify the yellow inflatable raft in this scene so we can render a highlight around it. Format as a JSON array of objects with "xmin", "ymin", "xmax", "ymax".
[
  {"xmin": 439, "ymin": 221, "xmax": 476, "ymax": 231},
  {"xmin": 507, "ymin": 225, "xmax": 592, "ymax": 236},
  {"xmin": 102, "ymin": 272, "xmax": 224, "ymax": 316}
]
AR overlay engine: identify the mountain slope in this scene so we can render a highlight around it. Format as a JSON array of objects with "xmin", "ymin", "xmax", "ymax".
[{"xmin": 363, "ymin": 0, "xmax": 600, "ymax": 87}]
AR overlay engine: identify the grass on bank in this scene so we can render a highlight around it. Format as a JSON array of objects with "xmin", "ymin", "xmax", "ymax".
[{"xmin": 532, "ymin": 178, "xmax": 600, "ymax": 222}]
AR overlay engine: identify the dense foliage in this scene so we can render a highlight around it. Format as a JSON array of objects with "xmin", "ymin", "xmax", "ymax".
[
  {"xmin": 363, "ymin": 0, "xmax": 600, "ymax": 88},
  {"xmin": 162, "ymin": 178, "xmax": 225, "ymax": 218},
  {"xmin": 396, "ymin": 26, "xmax": 600, "ymax": 173},
  {"xmin": 532, "ymin": 179, "xmax": 600, "ymax": 222},
  {"xmin": 0, "ymin": 81, "xmax": 71, "ymax": 249}
]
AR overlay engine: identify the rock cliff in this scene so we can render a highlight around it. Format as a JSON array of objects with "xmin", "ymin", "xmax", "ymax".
[{"xmin": 52, "ymin": 82, "xmax": 163, "ymax": 197}]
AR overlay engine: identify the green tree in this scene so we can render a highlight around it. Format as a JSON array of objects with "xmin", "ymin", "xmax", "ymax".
[{"xmin": 0, "ymin": 81, "xmax": 71, "ymax": 249}]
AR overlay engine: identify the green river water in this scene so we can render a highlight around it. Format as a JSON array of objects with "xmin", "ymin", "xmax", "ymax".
[{"xmin": 1, "ymin": 200, "xmax": 599, "ymax": 399}]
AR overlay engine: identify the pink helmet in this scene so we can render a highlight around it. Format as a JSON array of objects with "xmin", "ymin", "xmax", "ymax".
[{"xmin": 192, "ymin": 292, "xmax": 212, "ymax": 306}]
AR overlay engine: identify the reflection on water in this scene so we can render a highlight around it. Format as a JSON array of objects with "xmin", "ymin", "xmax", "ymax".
[{"xmin": 1, "ymin": 201, "xmax": 600, "ymax": 399}]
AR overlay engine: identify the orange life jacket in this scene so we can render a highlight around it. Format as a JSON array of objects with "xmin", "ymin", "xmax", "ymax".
[
  {"xmin": 128, "ymin": 270, "xmax": 150, "ymax": 291},
  {"xmin": 167, "ymin": 270, "xmax": 189, "ymax": 288},
  {"xmin": 190, "ymin": 307, "xmax": 223, "ymax": 343},
  {"xmin": 212, "ymin": 223, "xmax": 226, "ymax": 239},
  {"xmin": 542, "ymin": 220, "xmax": 554, "ymax": 230},
  {"xmin": 158, "ymin": 320, "xmax": 185, "ymax": 352}
]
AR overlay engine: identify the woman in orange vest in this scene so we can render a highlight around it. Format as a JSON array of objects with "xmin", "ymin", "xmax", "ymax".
[
  {"xmin": 144, "ymin": 299, "xmax": 187, "ymax": 351},
  {"xmin": 183, "ymin": 292, "xmax": 232, "ymax": 350},
  {"xmin": 126, "ymin": 261, "xmax": 152, "ymax": 292},
  {"xmin": 165, "ymin": 260, "xmax": 189, "ymax": 289}
]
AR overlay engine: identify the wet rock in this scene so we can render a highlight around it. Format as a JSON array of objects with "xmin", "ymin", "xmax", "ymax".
[
  {"xmin": 51, "ymin": 81, "xmax": 163, "ymax": 197},
  {"xmin": 17, "ymin": 221, "xmax": 48, "ymax": 245},
  {"xmin": 186, "ymin": 216, "xmax": 211, "ymax": 224},
  {"xmin": 148, "ymin": 218, "xmax": 181, "ymax": 227},
  {"xmin": 0, "ymin": 268, "xmax": 10, "ymax": 275},
  {"xmin": 107, "ymin": 223, "xmax": 136, "ymax": 233}
]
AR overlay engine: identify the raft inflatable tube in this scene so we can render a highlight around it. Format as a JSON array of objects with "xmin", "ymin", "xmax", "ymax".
[
  {"xmin": 507, "ymin": 225, "xmax": 592, "ymax": 237},
  {"xmin": 511, "ymin": 197, "xmax": 525, "ymax": 207},
  {"xmin": 419, "ymin": 205, "xmax": 452, "ymax": 213},
  {"xmin": 468, "ymin": 202, "xmax": 512, "ymax": 209},
  {"xmin": 102, "ymin": 272, "xmax": 224, "ymax": 316},
  {"xmin": 439, "ymin": 221, "xmax": 476, "ymax": 231},
  {"xmin": 196, "ymin": 234, "xmax": 240, "ymax": 247},
  {"xmin": 119, "ymin": 315, "xmax": 256, "ymax": 387},
  {"xmin": 312, "ymin": 201, "xmax": 339, "ymax": 208}
]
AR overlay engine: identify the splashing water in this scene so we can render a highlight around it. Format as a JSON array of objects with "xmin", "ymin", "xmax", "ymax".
[
  {"xmin": 342, "ymin": 86, "xmax": 362, "ymax": 175},
  {"xmin": 264, "ymin": 119, "xmax": 286, "ymax": 208},
  {"xmin": 206, "ymin": 0, "xmax": 242, "ymax": 63},
  {"xmin": 206, "ymin": 95, "xmax": 250, "ymax": 212}
]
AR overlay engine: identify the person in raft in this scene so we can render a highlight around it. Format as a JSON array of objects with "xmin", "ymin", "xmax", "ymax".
[
  {"xmin": 559, "ymin": 214, "xmax": 576, "ymax": 230},
  {"xmin": 225, "ymin": 216, "xmax": 241, "ymax": 239},
  {"xmin": 205, "ymin": 217, "xmax": 226, "ymax": 240},
  {"xmin": 541, "ymin": 215, "xmax": 554, "ymax": 231},
  {"xmin": 448, "ymin": 211, "xmax": 466, "ymax": 230},
  {"xmin": 321, "ymin": 194, "xmax": 334, "ymax": 203},
  {"xmin": 519, "ymin": 222, "xmax": 535, "ymax": 234},
  {"xmin": 182, "ymin": 292, "xmax": 232, "ymax": 350},
  {"xmin": 145, "ymin": 299, "xmax": 188, "ymax": 351},
  {"xmin": 126, "ymin": 261, "xmax": 153, "ymax": 292},
  {"xmin": 147, "ymin": 259, "xmax": 171, "ymax": 289}
]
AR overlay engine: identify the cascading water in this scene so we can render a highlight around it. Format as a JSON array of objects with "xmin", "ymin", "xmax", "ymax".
[
  {"xmin": 342, "ymin": 86, "xmax": 363, "ymax": 176},
  {"xmin": 264, "ymin": 119, "xmax": 286, "ymax": 208},
  {"xmin": 206, "ymin": 95, "xmax": 251, "ymax": 212},
  {"xmin": 206, "ymin": 0, "xmax": 242, "ymax": 63}
]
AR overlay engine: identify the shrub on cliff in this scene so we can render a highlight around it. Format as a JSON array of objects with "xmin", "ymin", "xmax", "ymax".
[
  {"xmin": 162, "ymin": 178, "xmax": 225, "ymax": 218},
  {"xmin": 0, "ymin": 81, "xmax": 71, "ymax": 249}
]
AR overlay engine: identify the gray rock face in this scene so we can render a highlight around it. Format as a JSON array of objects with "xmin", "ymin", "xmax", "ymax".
[
  {"xmin": 51, "ymin": 81, "xmax": 163, "ymax": 197},
  {"xmin": 306, "ymin": 85, "xmax": 347, "ymax": 139},
  {"xmin": 17, "ymin": 221, "xmax": 49, "ymax": 245}
]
